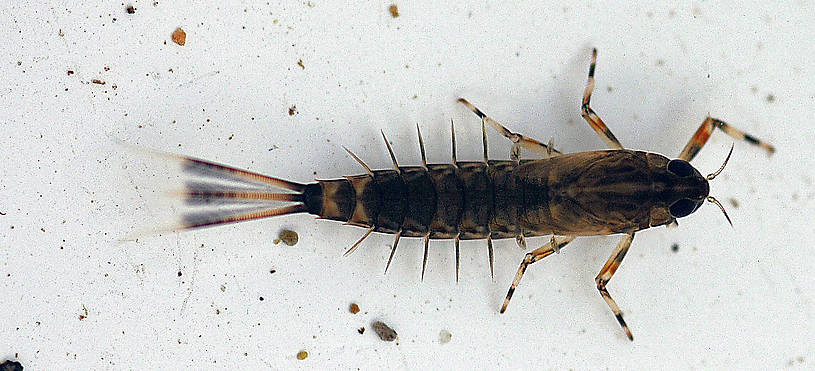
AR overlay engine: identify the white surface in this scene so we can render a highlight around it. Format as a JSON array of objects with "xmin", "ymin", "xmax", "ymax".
[{"xmin": 2, "ymin": 1, "xmax": 813, "ymax": 369}]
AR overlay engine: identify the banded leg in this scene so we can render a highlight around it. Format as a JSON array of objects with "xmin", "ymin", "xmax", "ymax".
[
  {"xmin": 581, "ymin": 48, "xmax": 624, "ymax": 150},
  {"xmin": 678, "ymin": 116, "xmax": 775, "ymax": 162},
  {"xmin": 595, "ymin": 232, "xmax": 635, "ymax": 341},
  {"xmin": 458, "ymin": 98, "xmax": 562, "ymax": 161},
  {"xmin": 500, "ymin": 235, "xmax": 576, "ymax": 313}
]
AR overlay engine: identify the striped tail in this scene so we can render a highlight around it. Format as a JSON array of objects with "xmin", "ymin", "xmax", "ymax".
[{"xmin": 170, "ymin": 154, "xmax": 316, "ymax": 231}]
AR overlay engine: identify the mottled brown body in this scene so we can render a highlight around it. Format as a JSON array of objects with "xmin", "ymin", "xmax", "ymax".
[{"xmin": 305, "ymin": 150, "xmax": 680, "ymax": 241}]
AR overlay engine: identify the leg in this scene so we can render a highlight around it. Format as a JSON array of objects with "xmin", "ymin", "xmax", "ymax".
[
  {"xmin": 595, "ymin": 232, "xmax": 635, "ymax": 341},
  {"xmin": 581, "ymin": 49, "xmax": 624, "ymax": 150},
  {"xmin": 500, "ymin": 235, "xmax": 576, "ymax": 313},
  {"xmin": 458, "ymin": 98, "xmax": 562, "ymax": 160},
  {"xmin": 678, "ymin": 116, "xmax": 775, "ymax": 162}
]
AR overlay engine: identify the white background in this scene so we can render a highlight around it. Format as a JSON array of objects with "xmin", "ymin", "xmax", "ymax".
[{"xmin": 2, "ymin": 1, "xmax": 813, "ymax": 369}]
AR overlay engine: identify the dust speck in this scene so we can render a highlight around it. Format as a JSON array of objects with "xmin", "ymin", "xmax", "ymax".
[
  {"xmin": 288, "ymin": 105, "xmax": 298, "ymax": 116},
  {"xmin": 439, "ymin": 329, "xmax": 452, "ymax": 344},
  {"xmin": 728, "ymin": 198, "xmax": 739, "ymax": 208},
  {"xmin": 765, "ymin": 94, "xmax": 775, "ymax": 103},
  {"xmin": 671, "ymin": 243, "xmax": 679, "ymax": 253}
]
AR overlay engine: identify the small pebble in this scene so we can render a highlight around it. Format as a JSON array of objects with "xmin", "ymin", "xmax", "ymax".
[
  {"xmin": 373, "ymin": 321, "xmax": 397, "ymax": 342},
  {"xmin": 349, "ymin": 303, "xmax": 360, "ymax": 314},
  {"xmin": 296, "ymin": 351, "xmax": 308, "ymax": 360},
  {"xmin": 357, "ymin": 327, "xmax": 365, "ymax": 334},
  {"xmin": 389, "ymin": 4, "xmax": 399, "ymax": 18},
  {"xmin": 277, "ymin": 230, "xmax": 299, "ymax": 246},
  {"xmin": 0, "ymin": 360, "xmax": 24, "ymax": 371}
]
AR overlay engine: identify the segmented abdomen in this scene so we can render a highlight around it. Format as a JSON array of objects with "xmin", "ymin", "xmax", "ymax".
[{"xmin": 303, "ymin": 160, "xmax": 534, "ymax": 240}]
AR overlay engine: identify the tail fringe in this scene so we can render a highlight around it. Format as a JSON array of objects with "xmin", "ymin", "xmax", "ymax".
[{"xmin": 168, "ymin": 153, "xmax": 308, "ymax": 231}]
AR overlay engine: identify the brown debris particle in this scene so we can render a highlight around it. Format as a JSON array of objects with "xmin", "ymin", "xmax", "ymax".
[
  {"xmin": 67, "ymin": 70, "xmax": 74, "ymax": 75},
  {"xmin": 765, "ymin": 94, "xmax": 775, "ymax": 103},
  {"xmin": 388, "ymin": 4, "xmax": 399, "ymax": 18},
  {"xmin": 126, "ymin": 5, "xmax": 135, "ymax": 14},
  {"xmin": 297, "ymin": 59, "xmax": 305, "ymax": 69},
  {"xmin": 91, "ymin": 79, "xmax": 106, "ymax": 85},
  {"xmin": 172, "ymin": 27, "xmax": 186, "ymax": 46},
  {"xmin": 357, "ymin": 327, "xmax": 365, "ymax": 334},
  {"xmin": 288, "ymin": 105, "xmax": 297, "ymax": 116},
  {"xmin": 79, "ymin": 304, "xmax": 88, "ymax": 320},
  {"xmin": 349, "ymin": 303, "xmax": 360, "ymax": 314},
  {"xmin": 296, "ymin": 351, "xmax": 308, "ymax": 360},
  {"xmin": 276, "ymin": 230, "xmax": 299, "ymax": 246},
  {"xmin": 373, "ymin": 321, "xmax": 397, "ymax": 342}
]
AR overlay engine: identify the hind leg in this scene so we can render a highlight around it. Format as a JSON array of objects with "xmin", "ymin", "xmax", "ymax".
[
  {"xmin": 458, "ymin": 98, "xmax": 561, "ymax": 161},
  {"xmin": 595, "ymin": 232, "xmax": 635, "ymax": 341}
]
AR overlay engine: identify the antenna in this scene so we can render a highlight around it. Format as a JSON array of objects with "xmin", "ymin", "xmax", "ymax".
[
  {"xmin": 707, "ymin": 144, "xmax": 734, "ymax": 180},
  {"xmin": 706, "ymin": 196, "xmax": 733, "ymax": 227}
]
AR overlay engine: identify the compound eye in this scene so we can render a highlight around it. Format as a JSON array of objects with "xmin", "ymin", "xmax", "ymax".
[
  {"xmin": 667, "ymin": 159, "xmax": 694, "ymax": 177},
  {"xmin": 669, "ymin": 199, "xmax": 696, "ymax": 218}
]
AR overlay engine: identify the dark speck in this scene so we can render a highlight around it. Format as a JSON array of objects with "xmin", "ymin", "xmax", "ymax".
[
  {"xmin": 671, "ymin": 243, "xmax": 679, "ymax": 253},
  {"xmin": 177, "ymin": 271, "xmax": 182, "ymax": 277}
]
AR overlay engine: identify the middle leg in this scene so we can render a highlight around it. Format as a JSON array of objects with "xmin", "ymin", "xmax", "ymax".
[{"xmin": 500, "ymin": 235, "xmax": 576, "ymax": 313}]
